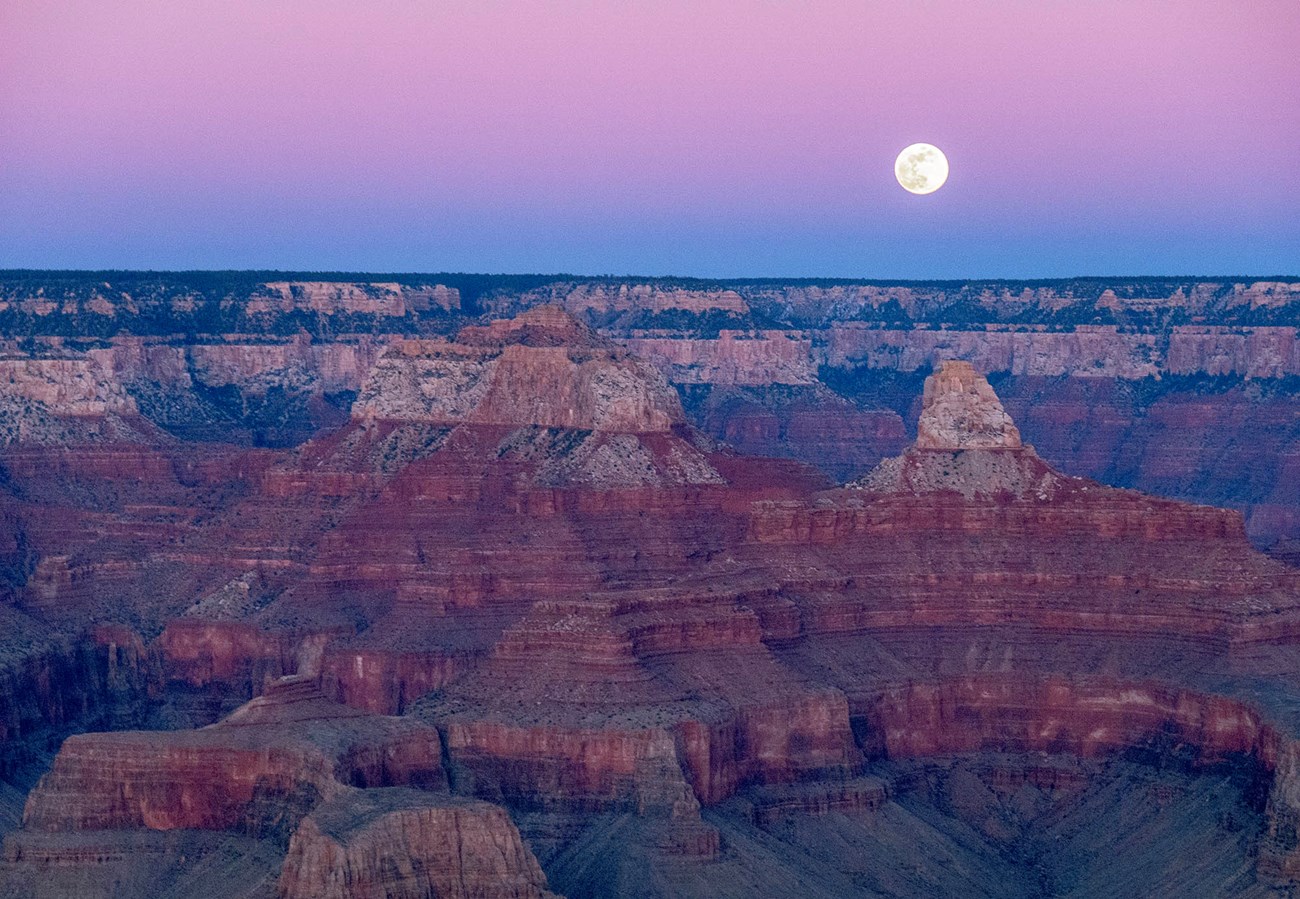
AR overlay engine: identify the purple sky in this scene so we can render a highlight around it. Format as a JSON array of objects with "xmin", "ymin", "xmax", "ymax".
[{"xmin": 2, "ymin": 1, "xmax": 1297, "ymax": 277}]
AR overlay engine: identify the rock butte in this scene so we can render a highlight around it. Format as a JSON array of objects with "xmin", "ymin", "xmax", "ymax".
[
  {"xmin": 0, "ymin": 295, "xmax": 1297, "ymax": 894},
  {"xmin": 914, "ymin": 360, "xmax": 1021, "ymax": 450}
]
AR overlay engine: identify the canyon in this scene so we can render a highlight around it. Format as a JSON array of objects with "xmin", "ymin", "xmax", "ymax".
[
  {"xmin": 4, "ymin": 272, "xmax": 1299, "ymax": 549},
  {"xmin": 0, "ymin": 273, "xmax": 1297, "ymax": 896}
]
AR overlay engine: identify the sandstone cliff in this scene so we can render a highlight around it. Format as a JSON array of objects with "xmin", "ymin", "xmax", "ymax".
[
  {"xmin": 278, "ymin": 788, "xmax": 556, "ymax": 899},
  {"xmin": 353, "ymin": 307, "xmax": 686, "ymax": 433},
  {"xmin": 22, "ymin": 678, "xmax": 444, "ymax": 835},
  {"xmin": 346, "ymin": 308, "xmax": 724, "ymax": 488}
]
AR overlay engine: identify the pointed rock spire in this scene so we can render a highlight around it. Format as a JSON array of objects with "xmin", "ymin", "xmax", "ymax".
[
  {"xmin": 854, "ymin": 360, "xmax": 1064, "ymax": 498},
  {"xmin": 915, "ymin": 361, "xmax": 1021, "ymax": 451}
]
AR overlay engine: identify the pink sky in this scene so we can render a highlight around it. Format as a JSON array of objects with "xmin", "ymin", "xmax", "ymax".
[{"xmin": 1, "ymin": 1, "xmax": 1297, "ymax": 275}]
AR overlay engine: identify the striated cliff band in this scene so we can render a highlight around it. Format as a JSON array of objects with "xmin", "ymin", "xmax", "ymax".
[
  {"xmin": 3, "ymin": 271, "xmax": 1300, "ymax": 554},
  {"xmin": 0, "ymin": 279, "xmax": 1297, "ymax": 895}
]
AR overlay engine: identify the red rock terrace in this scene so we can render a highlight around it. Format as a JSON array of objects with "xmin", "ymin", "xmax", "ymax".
[{"xmin": 0, "ymin": 303, "xmax": 1298, "ymax": 896}]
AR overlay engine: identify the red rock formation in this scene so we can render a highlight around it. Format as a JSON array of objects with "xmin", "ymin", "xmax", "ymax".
[
  {"xmin": 22, "ymin": 679, "xmax": 444, "ymax": 834},
  {"xmin": 6, "ymin": 272, "xmax": 1300, "ymax": 544},
  {"xmin": 440, "ymin": 721, "xmax": 701, "ymax": 815},
  {"xmin": 3, "ymin": 306, "xmax": 1300, "ymax": 894},
  {"xmin": 344, "ymin": 309, "xmax": 725, "ymax": 489},
  {"xmin": 855, "ymin": 677, "xmax": 1279, "ymax": 764},
  {"xmin": 277, "ymin": 788, "xmax": 556, "ymax": 899}
]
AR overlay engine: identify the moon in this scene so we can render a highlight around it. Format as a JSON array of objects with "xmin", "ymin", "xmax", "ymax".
[{"xmin": 894, "ymin": 143, "xmax": 949, "ymax": 195}]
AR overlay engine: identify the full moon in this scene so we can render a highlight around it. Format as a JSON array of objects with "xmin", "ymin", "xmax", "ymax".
[{"xmin": 894, "ymin": 143, "xmax": 949, "ymax": 195}]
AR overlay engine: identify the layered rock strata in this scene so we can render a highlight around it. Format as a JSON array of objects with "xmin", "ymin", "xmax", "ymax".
[
  {"xmin": 278, "ymin": 788, "xmax": 557, "ymax": 899},
  {"xmin": 348, "ymin": 307, "xmax": 724, "ymax": 488},
  {"xmin": 2, "ymin": 310, "xmax": 1300, "ymax": 895},
  {"xmin": 913, "ymin": 360, "xmax": 1021, "ymax": 450},
  {"xmin": 22, "ymin": 679, "xmax": 444, "ymax": 835},
  {"xmin": 6, "ymin": 271, "xmax": 1300, "ymax": 543}
]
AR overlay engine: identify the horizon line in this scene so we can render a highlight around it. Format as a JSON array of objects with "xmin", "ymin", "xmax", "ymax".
[{"xmin": 3, "ymin": 269, "xmax": 1298, "ymax": 285}]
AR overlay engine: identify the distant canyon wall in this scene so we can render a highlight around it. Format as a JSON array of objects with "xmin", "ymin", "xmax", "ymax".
[{"xmin": 2, "ymin": 274, "xmax": 1299, "ymax": 549}]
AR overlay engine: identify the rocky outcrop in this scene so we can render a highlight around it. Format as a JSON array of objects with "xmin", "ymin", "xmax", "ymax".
[
  {"xmin": 22, "ymin": 679, "xmax": 444, "ymax": 835},
  {"xmin": 0, "ymin": 354, "xmax": 153, "ymax": 445},
  {"xmin": 0, "ymin": 356, "xmax": 136, "ymax": 418},
  {"xmin": 345, "ymin": 308, "xmax": 725, "ymax": 488},
  {"xmin": 436, "ymin": 720, "xmax": 702, "ymax": 815},
  {"xmin": 278, "ymin": 788, "xmax": 556, "ymax": 899},
  {"xmin": 353, "ymin": 308, "xmax": 686, "ymax": 433},
  {"xmin": 914, "ymin": 360, "xmax": 1021, "ymax": 450},
  {"xmin": 856, "ymin": 362, "xmax": 1058, "ymax": 499}
]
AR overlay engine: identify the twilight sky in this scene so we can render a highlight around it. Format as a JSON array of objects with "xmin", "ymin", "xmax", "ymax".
[{"xmin": 2, "ymin": 1, "xmax": 1297, "ymax": 277}]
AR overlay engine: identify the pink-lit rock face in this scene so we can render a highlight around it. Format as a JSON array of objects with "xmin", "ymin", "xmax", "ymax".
[
  {"xmin": 353, "ymin": 309, "xmax": 686, "ymax": 433},
  {"xmin": 915, "ymin": 361, "xmax": 1021, "ymax": 450},
  {"xmin": 621, "ymin": 330, "xmax": 816, "ymax": 386}
]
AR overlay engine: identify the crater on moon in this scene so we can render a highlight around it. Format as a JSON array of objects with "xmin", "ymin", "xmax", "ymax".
[{"xmin": 895, "ymin": 143, "xmax": 949, "ymax": 195}]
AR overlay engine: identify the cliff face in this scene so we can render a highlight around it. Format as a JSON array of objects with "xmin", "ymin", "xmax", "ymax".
[
  {"xmin": 278, "ymin": 789, "xmax": 556, "ymax": 899},
  {"xmin": 621, "ymin": 330, "xmax": 816, "ymax": 386},
  {"xmin": 249, "ymin": 281, "xmax": 459, "ymax": 316},
  {"xmin": 353, "ymin": 309, "xmax": 686, "ymax": 433},
  {"xmin": 0, "ymin": 279, "xmax": 459, "ymax": 320},
  {"xmin": 821, "ymin": 323, "xmax": 1300, "ymax": 379},
  {"xmin": 345, "ymin": 309, "xmax": 723, "ymax": 489},
  {"xmin": 913, "ymin": 360, "xmax": 1022, "ymax": 450},
  {"xmin": 0, "ymin": 355, "xmax": 152, "ymax": 445},
  {"xmin": 482, "ymin": 282, "xmax": 750, "ymax": 319},
  {"xmin": 22, "ymin": 679, "xmax": 444, "ymax": 835}
]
